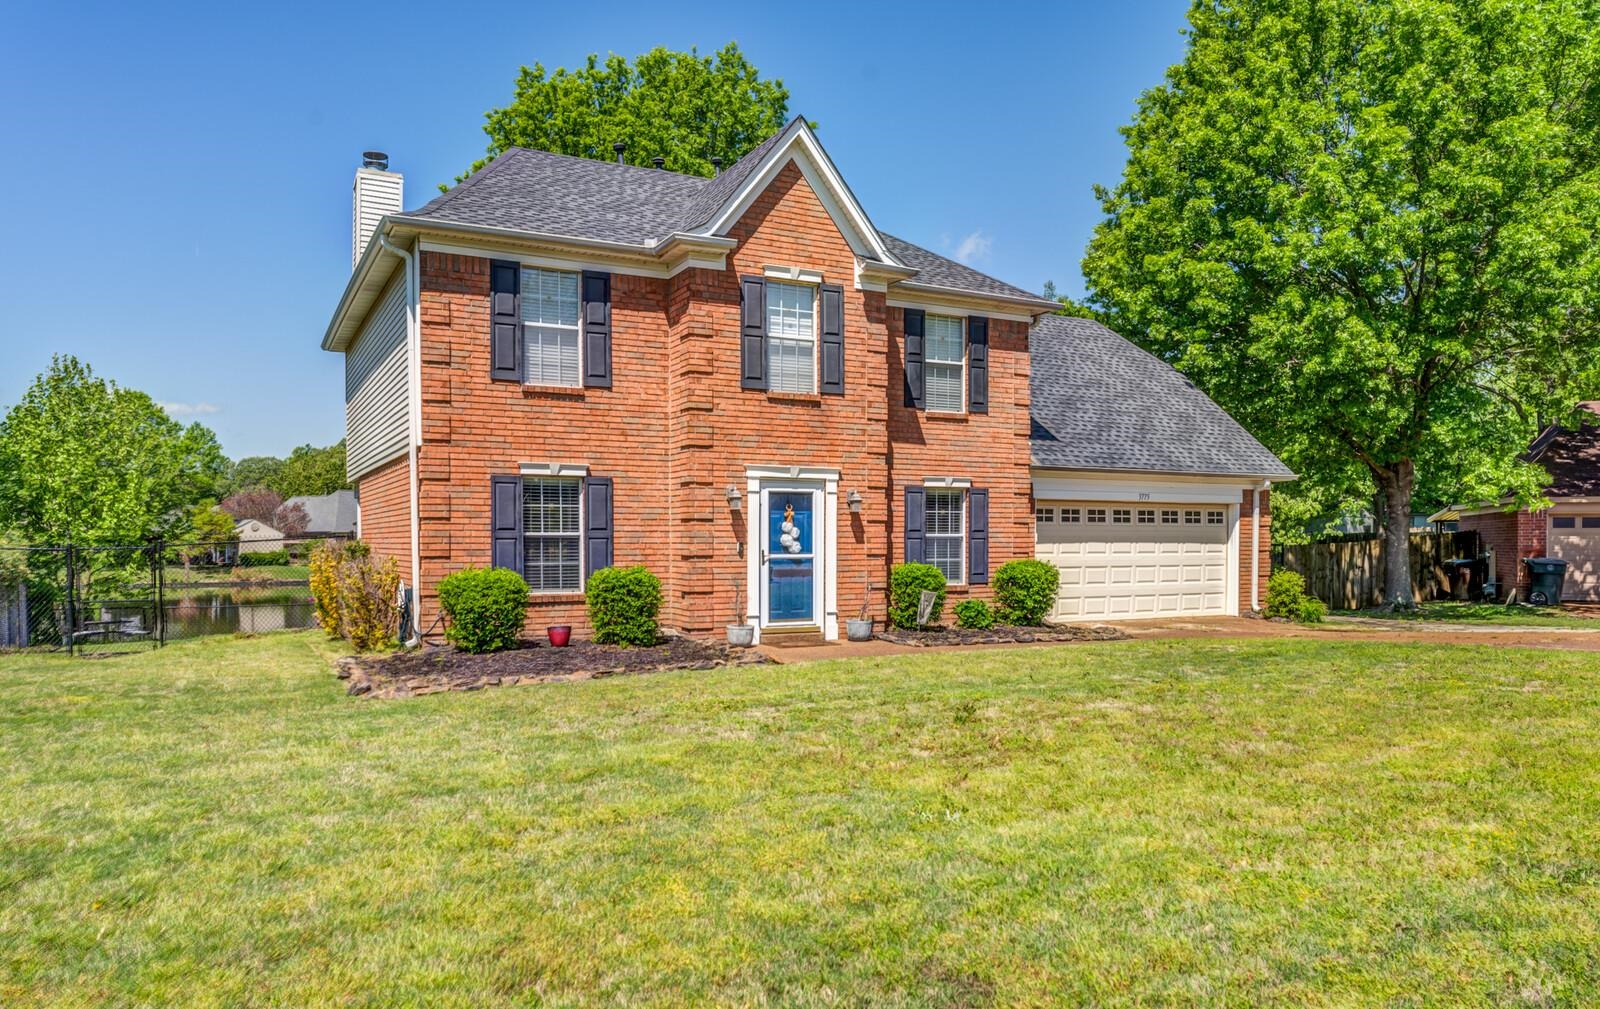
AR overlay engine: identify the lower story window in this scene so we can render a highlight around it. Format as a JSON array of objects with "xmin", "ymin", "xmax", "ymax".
[
  {"xmin": 523, "ymin": 477, "xmax": 581, "ymax": 592},
  {"xmin": 925, "ymin": 489, "xmax": 965, "ymax": 584}
]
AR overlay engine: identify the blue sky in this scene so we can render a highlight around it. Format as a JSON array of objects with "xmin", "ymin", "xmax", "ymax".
[{"xmin": 0, "ymin": 0, "xmax": 1189, "ymax": 459}]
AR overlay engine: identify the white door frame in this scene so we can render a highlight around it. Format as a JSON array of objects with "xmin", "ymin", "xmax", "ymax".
[{"xmin": 744, "ymin": 465, "xmax": 840, "ymax": 643}]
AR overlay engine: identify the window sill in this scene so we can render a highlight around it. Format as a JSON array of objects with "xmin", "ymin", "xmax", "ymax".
[
  {"xmin": 525, "ymin": 592, "xmax": 585, "ymax": 602},
  {"xmin": 765, "ymin": 391, "xmax": 823, "ymax": 405},
  {"xmin": 923, "ymin": 410, "xmax": 969, "ymax": 421},
  {"xmin": 522, "ymin": 384, "xmax": 586, "ymax": 399}
]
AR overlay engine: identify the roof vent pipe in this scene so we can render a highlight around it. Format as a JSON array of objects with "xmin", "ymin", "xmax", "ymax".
[
  {"xmin": 711, "ymin": 156, "xmax": 724, "ymax": 175},
  {"xmin": 613, "ymin": 141, "xmax": 626, "ymax": 164},
  {"xmin": 362, "ymin": 150, "xmax": 389, "ymax": 170},
  {"xmin": 652, "ymin": 157, "xmax": 665, "ymax": 169}
]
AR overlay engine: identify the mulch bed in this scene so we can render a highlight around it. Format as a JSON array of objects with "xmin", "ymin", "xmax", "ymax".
[
  {"xmin": 874, "ymin": 623, "xmax": 1128, "ymax": 647},
  {"xmin": 337, "ymin": 636, "xmax": 771, "ymax": 699}
]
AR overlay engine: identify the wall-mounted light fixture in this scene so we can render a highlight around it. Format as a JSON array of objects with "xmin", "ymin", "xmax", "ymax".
[
  {"xmin": 846, "ymin": 489, "xmax": 863, "ymax": 513},
  {"xmin": 725, "ymin": 485, "xmax": 742, "ymax": 510}
]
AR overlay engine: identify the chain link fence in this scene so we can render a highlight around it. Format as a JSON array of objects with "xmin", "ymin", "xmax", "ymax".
[{"xmin": 0, "ymin": 536, "xmax": 340, "ymax": 657}]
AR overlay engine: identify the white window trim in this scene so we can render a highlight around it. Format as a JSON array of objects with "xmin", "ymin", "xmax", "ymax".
[
  {"xmin": 924, "ymin": 313, "xmax": 966, "ymax": 414},
  {"xmin": 518, "ymin": 461, "xmax": 589, "ymax": 478},
  {"xmin": 925, "ymin": 487, "xmax": 967, "ymax": 586},
  {"xmin": 522, "ymin": 475, "xmax": 584, "ymax": 595},
  {"xmin": 521, "ymin": 266, "xmax": 582, "ymax": 388},
  {"xmin": 766, "ymin": 279, "xmax": 819, "ymax": 394},
  {"xmin": 763, "ymin": 264, "xmax": 824, "ymax": 284}
]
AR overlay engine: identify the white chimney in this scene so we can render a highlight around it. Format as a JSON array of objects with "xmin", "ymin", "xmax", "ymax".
[{"xmin": 352, "ymin": 151, "xmax": 403, "ymax": 269}]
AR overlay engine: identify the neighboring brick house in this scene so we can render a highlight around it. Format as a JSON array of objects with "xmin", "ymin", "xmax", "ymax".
[
  {"xmin": 1449, "ymin": 403, "xmax": 1600, "ymax": 601},
  {"xmin": 323, "ymin": 120, "xmax": 1291, "ymax": 642}
]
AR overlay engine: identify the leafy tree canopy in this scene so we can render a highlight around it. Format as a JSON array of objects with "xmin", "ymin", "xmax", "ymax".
[
  {"xmin": 276, "ymin": 441, "xmax": 349, "ymax": 498},
  {"xmin": 1083, "ymin": 0, "xmax": 1600, "ymax": 603},
  {"xmin": 0, "ymin": 356, "xmax": 228, "ymax": 544},
  {"xmin": 456, "ymin": 42, "xmax": 796, "ymax": 185},
  {"xmin": 224, "ymin": 456, "xmax": 286, "ymax": 497}
]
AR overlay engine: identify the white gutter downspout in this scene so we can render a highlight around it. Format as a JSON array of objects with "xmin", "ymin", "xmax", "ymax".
[
  {"xmin": 1251, "ymin": 480, "xmax": 1272, "ymax": 612},
  {"xmin": 378, "ymin": 230, "xmax": 423, "ymax": 646}
]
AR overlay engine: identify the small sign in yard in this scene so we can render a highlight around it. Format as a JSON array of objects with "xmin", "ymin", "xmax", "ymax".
[{"xmin": 917, "ymin": 590, "xmax": 937, "ymax": 627}]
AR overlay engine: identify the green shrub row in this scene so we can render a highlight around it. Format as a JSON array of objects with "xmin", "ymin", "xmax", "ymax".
[
  {"xmin": 889, "ymin": 558, "xmax": 1063, "ymax": 630},
  {"xmin": 435, "ymin": 563, "xmax": 666, "ymax": 653},
  {"xmin": 237, "ymin": 549, "xmax": 290, "ymax": 567},
  {"xmin": 1264, "ymin": 570, "xmax": 1327, "ymax": 623}
]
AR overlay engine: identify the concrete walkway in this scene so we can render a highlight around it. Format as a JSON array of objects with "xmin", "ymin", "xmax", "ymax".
[{"xmin": 757, "ymin": 615, "xmax": 1600, "ymax": 663}]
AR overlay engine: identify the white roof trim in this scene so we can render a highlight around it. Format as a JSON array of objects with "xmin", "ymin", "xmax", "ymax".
[{"xmin": 699, "ymin": 126, "xmax": 900, "ymax": 267}]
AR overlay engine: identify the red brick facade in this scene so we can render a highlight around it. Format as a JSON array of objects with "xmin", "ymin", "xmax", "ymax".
[
  {"xmin": 1457, "ymin": 508, "xmax": 1546, "ymax": 597},
  {"xmin": 1239, "ymin": 487, "xmax": 1271, "ymax": 611},
  {"xmin": 355, "ymin": 160, "xmax": 1274, "ymax": 634}
]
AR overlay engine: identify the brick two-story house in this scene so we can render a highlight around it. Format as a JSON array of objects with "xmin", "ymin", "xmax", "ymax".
[{"xmin": 323, "ymin": 119, "xmax": 1291, "ymax": 642}]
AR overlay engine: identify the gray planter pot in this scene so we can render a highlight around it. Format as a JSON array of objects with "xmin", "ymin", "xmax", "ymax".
[
  {"xmin": 726, "ymin": 624, "xmax": 756, "ymax": 648},
  {"xmin": 846, "ymin": 618, "xmax": 875, "ymax": 641}
]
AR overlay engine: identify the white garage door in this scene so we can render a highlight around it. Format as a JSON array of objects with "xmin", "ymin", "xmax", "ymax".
[
  {"xmin": 1548, "ymin": 514, "xmax": 1600, "ymax": 601},
  {"xmin": 1036, "ymin": 502, "xmax": 1231, "ymax": 620}
]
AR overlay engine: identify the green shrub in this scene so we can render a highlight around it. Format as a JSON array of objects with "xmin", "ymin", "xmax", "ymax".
[
  {"xmin": 238, "ymin": 549, "xmax": 290, "ymax": 567},
  {"xmin": 1264, "ymin": 570, "xmax": 1325, "ymax": 623},
  {"xmin": 437, "ymin": 567, "xmax": 529, "ymax": 653},
  {"xmin": 993, "ymin": 559, "xmax": 1061, "ymax": 625},
  {"xmin": 586, "ymin": 565, "xmax": 662, "ymax": 646},
  {"xmin": 889, "ymin": 563, "xmax": 947, "ymax": 629},
  {"xmin": 954, "ymin": 598, "xmax": 995, "ymax": 630}
]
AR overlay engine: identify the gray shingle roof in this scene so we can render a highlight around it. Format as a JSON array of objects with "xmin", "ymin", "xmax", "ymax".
[
  {"xmin": 1030, "ymin": 315, "xmax": 1293, "ymax": 478},
  {"xmin": 284, "ymin": 490, "xmax": 359, "ymax": 535},
  {"xmin": 404, "ymin": 121, "xmax": 1044, "ymax": 303},
  {"xmin": 880, "ymin": 233, "xmax": 1044, "ymax": 303},
  {"xmin": 410, "ymin": 147, "xmax": 710, "ymax": 246}
]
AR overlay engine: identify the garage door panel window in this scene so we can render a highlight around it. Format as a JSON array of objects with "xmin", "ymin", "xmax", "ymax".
[
  {"xmin": 1585, "ymin": 517, "xmax": 1600, "ymax": 529},
  {"xmin": 925, "ymin": 489, "xmax": 965, "ymax": 584},
  {"xmin": 1554, "ymin": 516, "xmax": 1576, "ymax": 529}
]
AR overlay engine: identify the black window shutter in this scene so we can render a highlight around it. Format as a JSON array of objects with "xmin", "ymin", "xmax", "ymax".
[
  {"xmin": 584, "ymin": 476, "xmax": 613, "ymax": 578},
  {"xmin": 490, "ymin": 475, "xmax": 524, "ymax": 575},
  {"xmin": 968, "ymin": 487, "xmax": 989, "ymax": 584},
  {"xmin": 581, "ymin": 271, "xmax": 612, "ymax": 388},
  {"xmin": 819, "ymin": 283, "xmax": 844, "ymax": 395},
  {"xmin": 490, "ymin": 260, "xmax": 521, "ymax": 382},
  {"xmin": 903, "ymin": 308, "xmax": 925, "ymax": 408},
  {"xmin": 904, "ymin": 486, "xmax": 926, "ymax": 564},
  {"xmin": 739, "ymin": 275, "xmax": 768, "ymax": 390},
  {"xmin": 967, "ymin": 316, "xmax": 989, "ymax": 414}
]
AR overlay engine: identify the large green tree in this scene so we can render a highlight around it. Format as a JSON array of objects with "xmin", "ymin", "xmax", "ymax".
[
  {"xmin": 276, "ymin": 441, "xmax": 349, "ymax": 498},
  {"xmin": 1084, "ymin": 0, "xmax": 1600, "ymax": 605},
  {"xmin": 457, "ymin": 42, "xmax": 795, "ymax": 183},
  {"xmin": 0, "ymin": 356, "xmax": 228, "ymax": 543}
]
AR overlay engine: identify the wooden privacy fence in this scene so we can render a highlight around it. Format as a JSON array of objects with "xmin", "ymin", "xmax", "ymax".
[{"xmin": 1275, "ymin": 531, "xmax": 1481, "ymax": 610}]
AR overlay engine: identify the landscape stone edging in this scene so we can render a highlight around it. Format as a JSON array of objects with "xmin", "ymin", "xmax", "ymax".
[{"xmin": 333, "ymin": 647, "xmax": 768, "ymax": 700}]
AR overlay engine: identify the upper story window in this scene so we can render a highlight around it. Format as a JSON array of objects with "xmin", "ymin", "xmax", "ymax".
[
  {"xmin": 522, "ymin": 268, "xmax": 581, "ymax": 386},
  {"xmin": 766, "ymin": 281, "xmax": 816, "ymax": 393},
  {"xmin": 925, "ymin": 314, "xmax": 965, "ymax": 413}
]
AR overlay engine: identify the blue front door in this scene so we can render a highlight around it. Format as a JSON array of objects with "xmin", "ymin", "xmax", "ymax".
[{"xmin": 767, "ymin": 491, "xmax": 815, "ymax": 623}]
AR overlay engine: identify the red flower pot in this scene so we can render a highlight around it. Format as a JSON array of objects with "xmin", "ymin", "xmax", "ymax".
[{"xmin": 547, "ymin": 625, "xmax": 572, "ymax": 647}]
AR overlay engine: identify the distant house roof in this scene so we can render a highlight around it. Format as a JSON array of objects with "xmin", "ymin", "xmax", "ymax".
[
  {"xmin": 283, "ymin": 490, "xmax": 359, "ymax": 535},
  {"xmin": 1029, "ymin": 315, "xmax": 1294, "ymax": 479},
  {"xmin": 1525, "ymin": 403, "xmax": 1600, "ymax": 498}
]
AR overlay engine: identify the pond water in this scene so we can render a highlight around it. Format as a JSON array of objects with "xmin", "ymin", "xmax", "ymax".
[{"xmin": 95, "ymin": 589, "xmax": 317, "ymax": 640}]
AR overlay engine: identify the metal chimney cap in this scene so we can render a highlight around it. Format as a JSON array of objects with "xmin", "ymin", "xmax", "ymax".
[{"xmin": 362, "ymin": 151, "xmax": 389, "ymax": 170}]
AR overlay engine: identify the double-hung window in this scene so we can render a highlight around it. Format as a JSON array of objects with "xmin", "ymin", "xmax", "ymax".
[
  {"xmin": 523, "ymin": 477, "xmax": 581, "ymax": 592},
  {"xmin": 766, "ymin": 280, "xmax": 816, "ymax": 393},
  {"xmin": 522, "ymin": 268, "xmax": 581, "ymax": 386},
  {"xmin": 924, "ymin": 314, "xmax": 965, "ymax": 413},
  {"xmin": 925, "ymin": 489, "xmax": 965, "ymax": 584}
]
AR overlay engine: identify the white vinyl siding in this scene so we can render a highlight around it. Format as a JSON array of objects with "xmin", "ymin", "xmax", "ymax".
[
  {"xmin": 766, "ymin": 280, "xmax": 816, "ymax": 393},
  {"xmin": 522, "ymin": 477, "xmax": 581, "ymax": 593},
  {"xmin": 344, "ymin": 273, "xmax": 410, "ymax": 480},
  {"xmin": 925, "ymin": 314, "xmax": 964, "ymax": 413},
  {"xmin": 925, "ymin": 489, "xmax": 965, "ymax": 584},
  {"xmin": 522, "ymin": 268, "xmax": 581, "ymax": 386}
]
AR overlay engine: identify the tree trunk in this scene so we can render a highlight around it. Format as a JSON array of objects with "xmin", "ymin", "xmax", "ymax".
[{"xmin": 1373, "ymin": 460, "xmax": 1416, "ymax": 608}]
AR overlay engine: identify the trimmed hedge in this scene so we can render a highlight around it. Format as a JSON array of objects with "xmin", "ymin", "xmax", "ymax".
[
  {"xmin": 993, "ymin": 559, "xmax": 1060, "ymax": 625},
  {"xmin": 1265, "ymin": 570, "xmax": 1326, "ymax": 623},
  {"xmin": 586, "ymin": 565, "xmax": 662, "ymax": 646},
  {"xmin": 889, "ymin": 563, "xmax": 947, "ymax": 629},
  {"xmin": 954, "ymin": 598, "xmax": 995, "ymax": 630},
  {"xmin": 238, "ymin": 549, "xmax": 290, "ymax": 567},
  {"xmin": 437, "ymin": 567, "xmax": 529, "ymax": 653}
]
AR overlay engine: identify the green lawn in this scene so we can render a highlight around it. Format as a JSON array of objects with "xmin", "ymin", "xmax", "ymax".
[
  {"xmin": 3, "ymin": 634, "xmax": 1598, "ymax": 1007},
  {"xmin": 1338, "ymin": 600, "xmax": 1600, "ymax": 628},
  {"xmin": 163, "ymin": 563, "xmax": 310, "ymax": 585}
]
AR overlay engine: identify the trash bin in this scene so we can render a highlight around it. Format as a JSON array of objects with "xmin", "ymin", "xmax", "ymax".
[{"xmin": 1522, "ymin": 557, "xmax": 1568, "ymax": 606}]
